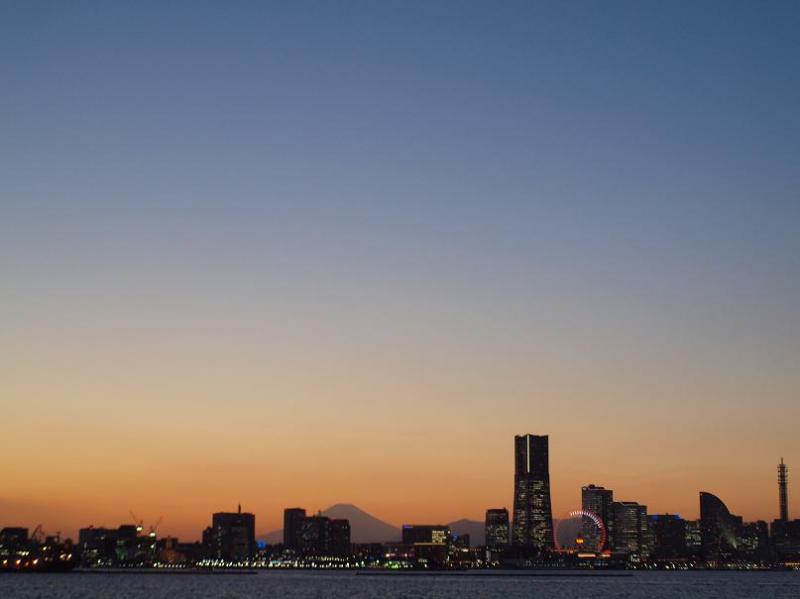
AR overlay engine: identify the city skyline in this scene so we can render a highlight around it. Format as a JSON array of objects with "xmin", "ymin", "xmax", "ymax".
[
  {"xmin": 2, "ymin": 1, "xmax": 799, "ymax": 547},
  {"xmin": 0, "ymin": 438, "xmax": 794, "ymax": 544}
]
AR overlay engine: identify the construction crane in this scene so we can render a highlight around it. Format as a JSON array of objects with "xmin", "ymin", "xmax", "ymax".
[
  {"xmin": 30, "ymin": 525, "xmax": 45, "ymax": 544},
  {"xmin": 129, "ymin": 511, "xmax": 144, "ymax": 534},
  {"xmin": 148, "ymin": 516, "xmax": 163, "ymax": 538}
]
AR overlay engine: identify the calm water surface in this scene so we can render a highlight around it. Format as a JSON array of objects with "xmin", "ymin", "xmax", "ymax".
[{"xmin": 1, "ymin": 571, "xmax": 798, "ymax": 598}]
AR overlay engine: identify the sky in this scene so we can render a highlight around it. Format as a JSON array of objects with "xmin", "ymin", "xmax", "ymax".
[{"xmin": 1, "ymin": 0, "xmax": 799, "ymax": 541}]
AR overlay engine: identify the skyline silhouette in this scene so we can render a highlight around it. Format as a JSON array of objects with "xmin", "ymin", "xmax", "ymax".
[{"xmin": 1, "ymin": 439, "xmax": 793, "ymax": 544}]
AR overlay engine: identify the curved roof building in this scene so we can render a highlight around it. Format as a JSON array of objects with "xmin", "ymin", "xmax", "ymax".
[{"xmin": 699, "ymin": 491, "xmax": 740, "ymax": 561}]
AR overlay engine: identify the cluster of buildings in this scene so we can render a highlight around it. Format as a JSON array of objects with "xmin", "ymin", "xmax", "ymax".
[
  {"xmin": 3, "ymin": 435, "xmax": 799, "ymax": 571},
  {"xmin": 481, "ymin": 437, "xmax": 800, "ymax": 568},
  {"xmin": 282, "ymin": 508, "xmax": 351, "ymax": 558}
]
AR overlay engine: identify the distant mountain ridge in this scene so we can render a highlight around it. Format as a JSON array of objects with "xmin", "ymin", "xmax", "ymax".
[
  {"xmin": 259, "ymin": 503, "xmax": 402, "ymax": 544},
  {"xmin": 258, "ymin": 504, "xmax": 488, "ymax": 546},
  {"xmin": 321, "ymin": 504, "xmax": 401, "ymax": 543}
]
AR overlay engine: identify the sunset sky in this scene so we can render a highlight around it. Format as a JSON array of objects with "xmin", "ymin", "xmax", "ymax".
[{"xmin": 1, "ymin": 1, "xmax": 798, "ymax": 542}]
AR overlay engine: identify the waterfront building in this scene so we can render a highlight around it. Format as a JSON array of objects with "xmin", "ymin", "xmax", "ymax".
[
  {"xmin": 649, "ymin": 514, "xmax": 687, "ymax": 559},
  {"xmin": 511, "ymin": 434, "xmax": 554, "ymax": 550},
  {"xmin": 203, "ymin": 505, "xmax": 256, "ymax": 562},
  {"xmin": 699, "ymin": 492, "xmax": 741, "ymax": 562},
  {"xmin": 283, "ymin": 508, "xmax": 307, "ymax": 551},
  {"xmin": 611, "ymin": 501, "xmax": 650, "ymax": 557},
  {"xmin": 329, "ymin": 519, "xmax": 352, "ymax": 557},
  {"xmin": 485, "ymin": 508, "xmax": 510, "ymax": 548},
  {"xmin": 582, "ymin": 484, "xmax": 614, "ymax": 552}
]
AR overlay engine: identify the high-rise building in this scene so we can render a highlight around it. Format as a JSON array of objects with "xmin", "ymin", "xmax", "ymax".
[
  {"xmin": 283, "ymin": 508, "xmax": 307, "ymax": 550},
  {"xmin": 283, "ymin": 508, "xmax": 352, "ymax": 557},
  {"xmin": 581, "ymin": 484, "xmax": 613, "ymax": 552},
  {"xmin": 649, "ymin": 514, "xmax": 687, "ymax": 559},
  {"xmin": 779, "ymin": 458, "xmax": 789, "ymax": 522},
  {"xmin": 485, "ymin": 508, "xmax": 510, "ymax": 548},
  {"xmin": 298, "ymin": 515, "xmax": 331, "ymax": 556},
  {"xmin": 329, "ymin": 519, "xmax": 352, "ymax": 557},
  {"xmin": 611, "ymin": 501, "xmax": 650, "ymax": 557},
  {"xmin": 511, "ymin": 434, "xmax": 554, "ymax": 550},
  {"xmin": 699, "ymin": 492, "xmax": 741, "ymax": 561},
  {"xmin": 203, "ymin": 505, "xmax": 256, "ymax": 562}
]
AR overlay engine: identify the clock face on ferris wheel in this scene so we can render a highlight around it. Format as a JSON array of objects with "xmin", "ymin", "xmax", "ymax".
[{"xmin": 554, "ymin": 509, "xmax": 607, "ymax": 553}]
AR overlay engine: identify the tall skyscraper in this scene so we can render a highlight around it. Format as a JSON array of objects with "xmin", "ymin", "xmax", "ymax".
[
  {"xmin": 779, "ymin": 458, "xmax": 789, "ymax": 522},
  {"xmin": 511, "ymin": 434, "xmax": 554, "ymax": 550},
  {"xmin": 485, "ymin": 508, "xmax": 510, "ymax": 548},
  {"xmin": 581, "ymin": 484, "xmax": 613, "ymax": 552}
]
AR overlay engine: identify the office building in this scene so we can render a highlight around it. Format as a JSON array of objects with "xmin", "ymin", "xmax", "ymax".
[
  {"xmin": 402, "ymin": 524, "xmax": 451, "ymax": 568},
  {"xmin": 511, "ymin": 434, "xmax": 554, "ymax": 550},
  {"xmin": 329, "ymin": 519, "xmax": 352, "ymax": 557},
  {"xmin": 649, "ymin": 514, "xmax": 686, "ymax": 559},
  {"xmin": 283, "ymin": 508, "xmax": 306, "ymax": 550},
  {"xmin": 203, "ymin": 505, "xmax": 256, "ymax": 562},
  {"xmin": 485, "ymin": 508, "xmax": 510, "ymax": 548},
  {"xmin": 611, "ymin": 501, "xmax": 650, "ymax": 557},
  {"xmin": 401, "ymin": 524, "xmax": 451, "ymax": 546},
  {"xmin": 581, "ymin": 484, "xmax": 613, "ymax": 552}
]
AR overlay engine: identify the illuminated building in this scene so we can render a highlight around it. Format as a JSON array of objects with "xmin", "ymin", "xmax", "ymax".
[
  {"xmin": 737, "ymin": 521, "xmax": 769, "ymax": 559},
  {"xmin": 511, "ymin": 434, "xmax": 554, "ymax": 550},
  {"xmin": 78, "ymin": 525, "xmax": 155, "ymax": 566},
  {"xmin": 402, "ymin": 524, "xmax": 451, "ymax": 568},
  {"xmin": 401, "ymin": 524, "xmax": 451, "ymax": 546},
  {"xmin": 0, "ymin": 528, "xmax": 29, "ymax": 559},
  {"xmin": 699, "ymin": 492, "xmax": 741, "ymax": 562},
  {"xmin": 79, "ymin": 527, "xmax": 117, "ymax": 565},
  {"xmin": 485, "ymin": 508, "xmax": 510, "ymax": 548},
  {"xmin": 581, "ymin": 484, "xmax": 613, "ymax": 552},
  {"xmin": 611, "ymin": 501, "xmax": 650, "ymax": 557},
  {"xmin": 684, "ymin": 520, "xmax": 702, "ymax": 557},
  {"xmin": 203, "ymin": 504, "xmax": 256, "ymax": 562}
]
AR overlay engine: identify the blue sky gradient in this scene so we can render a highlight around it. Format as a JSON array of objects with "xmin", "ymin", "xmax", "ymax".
[{"xmin": 1, "ymin": 1, "xmax": 798, "ymax": 536}]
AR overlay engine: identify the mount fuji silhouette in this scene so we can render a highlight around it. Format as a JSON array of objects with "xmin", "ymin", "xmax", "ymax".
[
  {"xmin": 260, "ymin": 503, "xmax": 400, "ymax": 544},
  {"xmin": 259, "ymin": 504, "xmax": 487, "ymax": 546}
]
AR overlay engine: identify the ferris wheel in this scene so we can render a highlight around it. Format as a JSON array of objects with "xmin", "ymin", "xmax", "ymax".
[{"xmin": 554, "ymin": 509, "xmax": 607, "ymax": 553}]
